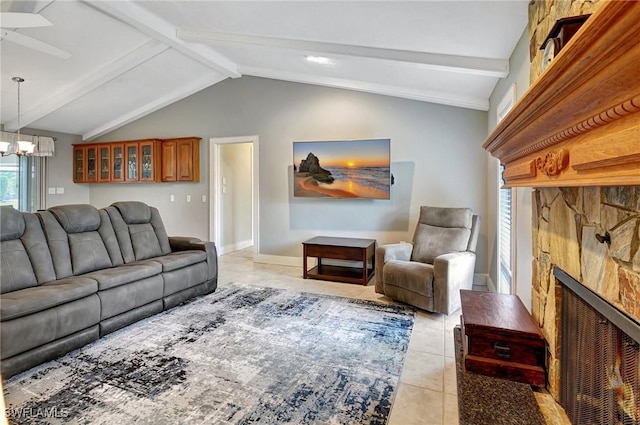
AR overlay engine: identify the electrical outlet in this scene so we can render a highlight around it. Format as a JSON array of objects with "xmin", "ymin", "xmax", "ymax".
[
  {"xmin": 170, "ymin": 195, "xmax": 175, "ymax": 202},
  {"xmin": 48, "ymin": 187, "xmax": 56, "ymax": 195},
  {"xmin": 201, "ymin": 195, "xmax": 207, "ymax": 203},
  {"xmin": 186, "ymin": 195, "xmax": 191, "ymax": 202},
  {"xmin": 56, "ymin": 187, "xmax": 64, "ymax": 194}
]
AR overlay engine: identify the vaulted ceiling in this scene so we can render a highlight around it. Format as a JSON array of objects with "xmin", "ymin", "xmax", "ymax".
[{"xmin": 1, "ymin": 0, "xmax": 527, "ymax": 141}]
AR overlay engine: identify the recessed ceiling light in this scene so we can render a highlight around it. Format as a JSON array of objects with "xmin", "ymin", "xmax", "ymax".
[{"xmin": 305, "ymin": 56, "xmax": 333, "ymax": 65}]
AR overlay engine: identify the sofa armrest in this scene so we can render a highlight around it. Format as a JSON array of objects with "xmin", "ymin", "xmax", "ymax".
[
  {"xmin": 374, "ymin": 243, "xmax": 413, "ymax": 293},
  {"xmin": 169, "ymin": 236, "xmax": 204, "ymax": 250},
  {"xmin": 168, "ymin": 237, "xmax": 218, "ymax": 282},
  {"xmin": 433, "ymin": 251, "xmax": 476, "ymax": 315}
]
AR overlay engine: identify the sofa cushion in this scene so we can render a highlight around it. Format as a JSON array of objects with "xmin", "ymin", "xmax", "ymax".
[
  {"xmin": 42, "ymin": 205, "xmax": 115, "ymax": 276},
  {"xmin": 107, "ymin": 202, "xmax": 172, "ymax": 262},
  {"xmin": 1, "ymin": 294, "xmax": 100, "ymax": 360},
  {"xmin": 0, "ymin": 206, "xmax": 25, "ymax": 241},
  {"xmin": 112, "ymin": 201, "xmax": 151, "ymax": 224},
  {"xmin": 0, "ymin": 277, "xmax": 98, "ymax": 321},
  {"xmin": 68, "ymin": 232, "xmax": 113, "ymax": 275},
  {"xmin": 49, "ymin": 204, "xmax": 101, "ymax": 233},
  {"xmin": 152, "ymin": 251, "xmax": 206, "ymax": 272},
  {"xmin": 0, "ymin": 240, "xmax": 38, "ymax": 294},
  {"xmin": 84, "ymin": 261, "xmax": 162, "ymax": 291},
  {"xmin": 129, "ymin": 223, "xmax": 164, "ymax": 260},
  {"xmin": 98, "ymin": 275, "xmax": 164, "ymax": 320}
]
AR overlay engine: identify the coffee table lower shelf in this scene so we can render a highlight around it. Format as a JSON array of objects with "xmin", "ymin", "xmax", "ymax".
[{"xmin": 306, "ymin": 265, "xmax": 374, "ymax": 285}]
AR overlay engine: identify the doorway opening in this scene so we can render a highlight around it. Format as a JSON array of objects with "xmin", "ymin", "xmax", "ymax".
[{"xmin": 209, "ymin": 136, "xmax": 259, "ymax": 256}]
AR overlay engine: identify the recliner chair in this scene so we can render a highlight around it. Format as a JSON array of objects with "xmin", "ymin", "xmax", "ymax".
[{"xmin": 375, "ymin": 206, "xmax": 480, "ymax": 315}]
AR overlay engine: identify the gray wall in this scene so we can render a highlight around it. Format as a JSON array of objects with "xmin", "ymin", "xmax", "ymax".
[
  {"xmin": 486, "ymin": 29, "xmax": 532, "ymax": 306},
  {"xmin": 64, "ymin": 76, "xmax": 488, "ymax": 270},
  {"xmin": 220, "ymin": 142, "xmax": 253, "ymax": 253}
]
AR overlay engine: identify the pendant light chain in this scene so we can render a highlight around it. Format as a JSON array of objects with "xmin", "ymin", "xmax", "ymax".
[{"xmin": 12, "ymin": 76, "xmax": 25, "ymax": 141}]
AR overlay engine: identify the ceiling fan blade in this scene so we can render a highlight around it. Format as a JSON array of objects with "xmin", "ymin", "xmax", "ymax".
[
  {"xmin": 2, "ymin": 31, "xmax": 71, "ymax": 59},
  {"xmin": 0, "ymin": 12, "xmax": 52, "ymax": 28}
]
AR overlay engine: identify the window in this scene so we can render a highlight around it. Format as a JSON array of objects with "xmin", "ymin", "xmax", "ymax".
[
  {"xmin": 496, "ymin": 83, "xmax": 516, "ymax": 294},
  {"xmin": 0, "ymin": 155, "xmax": 45, "ymax": 212},
  {"xmin": 498, "ymin": 165, "xmax": 513, "ymax": 294},
  {"xmin": 0, "ymin": 155, "xmax": 20, "ymax": 208}
]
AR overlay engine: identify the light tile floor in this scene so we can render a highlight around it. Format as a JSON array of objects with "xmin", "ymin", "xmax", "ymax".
[{"xmin": 218, "ymin": 248, "xmax": 488, "ymax": 425}]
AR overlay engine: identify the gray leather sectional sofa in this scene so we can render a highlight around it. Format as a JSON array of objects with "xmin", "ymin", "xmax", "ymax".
[{"xmin": 0, "ymin": 201, "xmax": 217, "ymax": 379}]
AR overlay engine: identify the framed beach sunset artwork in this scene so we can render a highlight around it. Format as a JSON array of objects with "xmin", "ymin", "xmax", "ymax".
[{"xmin": 293, "ymin": 138, "xmax": 391, "ymax": 199}]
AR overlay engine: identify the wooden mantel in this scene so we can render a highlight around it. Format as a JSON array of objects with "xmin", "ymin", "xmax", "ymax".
[{"xmin": 483, "ymin": 1, "xmax": 640, "ymax": 187}]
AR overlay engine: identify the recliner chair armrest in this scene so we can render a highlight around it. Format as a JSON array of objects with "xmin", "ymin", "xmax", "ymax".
[
  {"xmin": 433, "ymin": 251, "xmax": 476, "ymax": 315},
  {"xmin": 168, "ymin": 237, "xmax": 218, "ymax": 282},
  {"xmin": 374, "ymin": 243, "xmax": 413, "ymax": 293}
]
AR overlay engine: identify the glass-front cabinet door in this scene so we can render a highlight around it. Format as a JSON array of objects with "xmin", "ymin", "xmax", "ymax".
[
  {"xmin": 86, "ymin": 146, "xmax": 97, "ymax": 182},
  {"xmin": 98, "ymin": 146, "xmax": 110, "ymax": 182},
  {"xmin": 111, "ymin": 144, "xmax": 124, "ymax": 182},
  {"xmin": 73, "ymin": 146, "xmax": 84, "ymax": 182},
  {"xmin": 139, "ymin": 140, "xmax": 156, "ymax": 181},
  {"xmin": 125, "ymin": 142, "xmax": 138, "ymax": 181}
]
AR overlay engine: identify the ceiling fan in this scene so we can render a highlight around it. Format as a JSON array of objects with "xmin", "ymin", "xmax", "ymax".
[{"xmin": 0, "ymin": 11, "xmax": 71, "ymax": 59}]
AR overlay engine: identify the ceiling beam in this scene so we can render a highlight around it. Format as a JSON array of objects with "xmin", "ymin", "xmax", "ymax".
[
  {"xmin": 177, "ymin": 30, "xmax": 509, "ymax": 78},
  {"xmin": 84, "ymin": 0, "xmax": 240, "ymax": 78},
  {"xmin": 4, "ymin": 40, "xmax": 169, "ymax": 132},
  {"xmin": 83, "ymin": 73, "xmax": 226, "ymax": 141},
  {"xmin": 240, "ymin": 66, "xmax": 489, "ymax": 111}
]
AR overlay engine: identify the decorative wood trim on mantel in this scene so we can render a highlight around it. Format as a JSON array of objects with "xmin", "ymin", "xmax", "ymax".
[{"xmin": 483, "ymin": 1, "xmax": 640, "ymax": 187}]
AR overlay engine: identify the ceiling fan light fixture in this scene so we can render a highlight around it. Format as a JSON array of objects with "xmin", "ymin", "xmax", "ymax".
[{"xmin": 305, "ymin": 55, "xmax": 333, "ymax": 65}]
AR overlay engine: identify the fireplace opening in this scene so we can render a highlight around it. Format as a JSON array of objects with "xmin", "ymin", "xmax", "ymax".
[{"xmin": 556, "ymin": 268, "xmax": 640, "ymax": 425}]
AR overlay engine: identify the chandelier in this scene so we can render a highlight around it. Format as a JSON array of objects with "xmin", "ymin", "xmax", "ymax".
[{"xmin": 0, "ymin": 77, "xmax": 35, "ymax": 156}]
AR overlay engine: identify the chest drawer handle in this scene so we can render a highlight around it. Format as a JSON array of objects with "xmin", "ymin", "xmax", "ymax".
[{"xmin": 494, "ymin": 342, "xmax": 512, "ymax": 359}]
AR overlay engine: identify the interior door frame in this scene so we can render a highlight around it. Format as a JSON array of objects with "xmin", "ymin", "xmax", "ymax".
[{"xmin": 209, "ymin": 135, "xmax": 259, "ymax": 256}]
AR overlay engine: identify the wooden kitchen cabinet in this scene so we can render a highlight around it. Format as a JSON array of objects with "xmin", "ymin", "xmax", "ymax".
[
  {"xmin": 161, "ymin": 137, "xmax": 200, "ymax": 182},
  {"xmin": 98, "ymin": 145, "xmax": 111, "ymax": 182},
  {"xmin": 111, "ymin": 143, "xmax": 124, "ymax": 182},
  {"xmin": 73, "ymin": 144, "xmax": 97, "ymax": 183},
  {"xmin": 73, "ymin": 137, "xmax": 197, "ymax": 183}
]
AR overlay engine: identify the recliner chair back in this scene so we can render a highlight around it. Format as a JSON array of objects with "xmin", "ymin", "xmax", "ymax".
[{"xmin": 411, "ymin": 206, "xmax": 476, "ymax": 264}]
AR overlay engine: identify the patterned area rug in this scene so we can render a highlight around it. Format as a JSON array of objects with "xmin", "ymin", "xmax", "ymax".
[{"xmin": 4, "ymin": 283, "xmax": 414, "ymax": 424}]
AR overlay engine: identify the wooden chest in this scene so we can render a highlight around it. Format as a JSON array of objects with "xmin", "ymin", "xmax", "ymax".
[{"xmin": 460, "ymin": 290, "xmax": 546, "ymax": 386}]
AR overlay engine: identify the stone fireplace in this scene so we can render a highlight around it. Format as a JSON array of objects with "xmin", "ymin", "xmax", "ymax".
[
  {"xmin": 483, "ymin": 1, "xmax": 640, "ymax": 422},
  {"xmin": 532, "ymin": 186, "xmax": 640, "ymax": 400}
]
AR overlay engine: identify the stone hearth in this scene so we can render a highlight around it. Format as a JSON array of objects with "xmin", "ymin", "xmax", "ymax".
[{"xmin": 531, "ymin": 186, "xmax": 640, "ymax": 399}]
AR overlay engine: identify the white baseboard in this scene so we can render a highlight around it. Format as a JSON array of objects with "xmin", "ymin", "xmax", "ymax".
[
  {"xmin": 485, "ymin": 275, "xmax": 497, "ymax": 293},
  {"xmin": 219, "ymin": 239, "xmax": 253, "ymax": 255}
]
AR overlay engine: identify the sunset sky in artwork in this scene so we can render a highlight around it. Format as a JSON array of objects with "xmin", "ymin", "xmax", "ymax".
[{"xmin": 293, "ymin": 139, "xmax": 390, "ymax": 168}]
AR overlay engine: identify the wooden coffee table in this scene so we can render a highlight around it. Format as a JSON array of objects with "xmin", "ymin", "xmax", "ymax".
[{"xmin": 302, "ymin": 236, "xmax": 376, "ymax": 285}]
